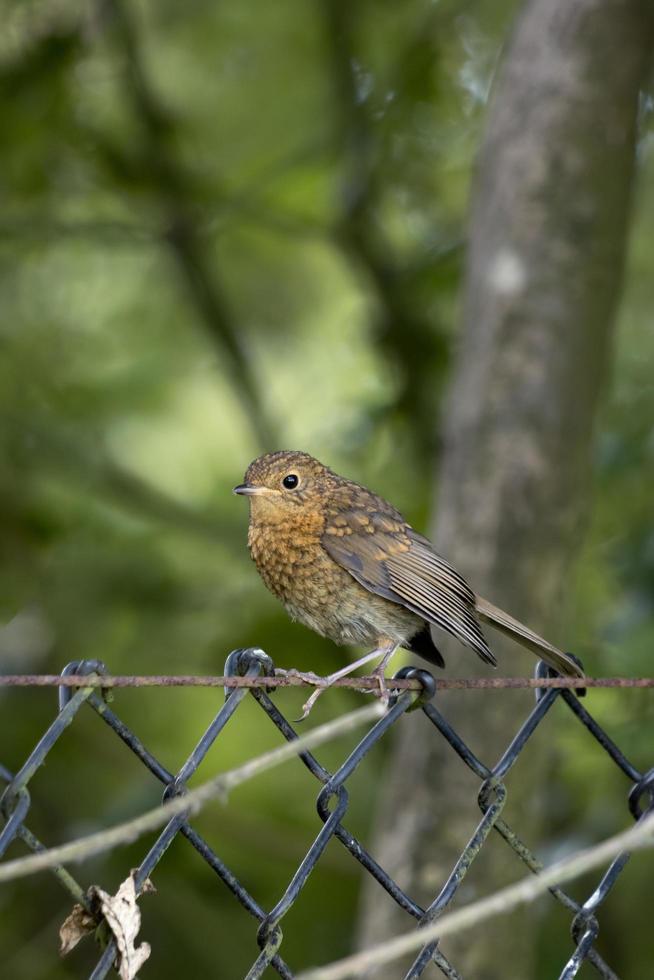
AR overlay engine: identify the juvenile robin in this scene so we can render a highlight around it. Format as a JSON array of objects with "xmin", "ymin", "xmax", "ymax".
[{"xmin": 234, "ymin": 450, "xmax": 584, "ymax": 716}]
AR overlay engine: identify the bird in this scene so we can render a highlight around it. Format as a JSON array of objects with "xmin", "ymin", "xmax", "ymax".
[{"xmin": 234, "ymin": 450, "xmax": 585, "ymax": 717}]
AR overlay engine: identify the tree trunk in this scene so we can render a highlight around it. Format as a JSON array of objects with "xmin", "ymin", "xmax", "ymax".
[{"xmin": 357, "ymin": 1, "xmax": 654, "ymax": 977}]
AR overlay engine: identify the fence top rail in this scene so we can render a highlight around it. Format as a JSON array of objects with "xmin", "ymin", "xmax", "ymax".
[{"xmin": 0, "ymin": 674, "xmax": 651, "ymax": 691}]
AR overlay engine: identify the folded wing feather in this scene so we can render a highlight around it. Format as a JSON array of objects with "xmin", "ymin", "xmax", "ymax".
[{"xmin": 322, "ymin": 508, "xmax": 496, "ymax": 665}]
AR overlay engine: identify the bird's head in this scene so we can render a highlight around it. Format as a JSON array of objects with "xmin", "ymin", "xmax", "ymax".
[{"xmin": 233, "ymin": 451, "xmax": 335, "ymax": 524}]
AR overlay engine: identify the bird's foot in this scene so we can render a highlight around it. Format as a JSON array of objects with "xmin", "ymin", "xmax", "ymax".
[
  {"xmin": 274, "ymin": 668, "xmax": 331, "ymax": 721},
  {"xmin": 286, "ymin": 645, "xmax": 399, "ymax": 721},
  {"xmin": 278, "ymin": 667, "xmax": 324, "ymax": 685},
  {"xmin": 371, "ymin": 665, "xmax": 391, "ymax": 707},
  {"xmin": 296, "ymin": 679, "xmax": 333, "ymax": 722}
]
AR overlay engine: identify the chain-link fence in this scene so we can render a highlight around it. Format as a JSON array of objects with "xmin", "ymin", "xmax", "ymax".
[{"xmin": 1, "ymin": 649, "xmax": 653, "ymax": 979}]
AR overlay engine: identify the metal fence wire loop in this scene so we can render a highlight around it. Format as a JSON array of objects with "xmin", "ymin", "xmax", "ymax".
[
  {"xmin": 561, "ymin": 916, "xmax": 602, "ymax": 980},
  {"xmin": 534, "ymin": 659, "xmax": 555, "ymax": 703},
  {"xmin": 392, "ymin": 665, "xmax": 437, "ymax": 710},
  {"xmin": 628, "ymin": 767, "xmax": 654, "ymax": 821},
  {"xmin": 316, "ymin": 783, "xmax": 349, "ymax": 823},
  {"xmin": 162, "ymin": 778, "xmax": 188, "ymax": 803},
  {"xmin": 571, "ymin": 909, "xmax": 599, "ymax": 946},
  {"xmin": 534, "ymin": 655, "xmax": 586, "ymax": 704},
  {"xmin": 253, "ymin": 921, "xmax": 284, "ymax": 972},
  {"xmin": 58, "ymin": 659, "xmax": 109, "ymax": 711},
  {"xmin": 0, "ymin": 784, "xmax": 30, "ymax": 859},
  {"xmin": 224, "ymin": 647, "xmax": 277, "ymax": 699},
  {"xmin": 564, "ymin": 653, "xmax": 587, "ymax": 698},
  {"xmin": 0, "ymin": 771, "xmax": 30, "ymax": 820},
  {"xmin": 477, "ymin": 776, "xmax": 505, "ymax": 815}
]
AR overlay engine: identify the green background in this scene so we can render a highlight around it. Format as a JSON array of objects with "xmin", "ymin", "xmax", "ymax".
[{"xmin": 1, "ymin": 1, "xmax": 653, "ymax": 976}]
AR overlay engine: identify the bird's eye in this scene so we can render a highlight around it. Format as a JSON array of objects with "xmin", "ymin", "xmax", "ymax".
[{"xmin": 282, "ymin": 473, "xmax": 299, "ymax": 490}]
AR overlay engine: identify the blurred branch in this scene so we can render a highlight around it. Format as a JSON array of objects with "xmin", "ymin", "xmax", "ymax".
[
  {"xmin": 0, "ymin": 189, "xmax": 329, "ymax": 248},
  {"xmin": 5, "ymin": 417, "xmax": 232, "ymax": 545},
  {"xmin": 0, "ymin": 20, "xmax": 329, "ymax": 250},
  {"xmin": 322, "ymin": 0, "xmax": 449, "ymax": 448},
  {"xmin": 103, "ymin": 0, "xmax": 277, "ymax": 451},
  {"xmin": 0, "ymin": 217, "xmax": 157, "ymax": 245},
  {"xmin": 100, "ymin": 457, "xmax": 233, "ymax": 543}
]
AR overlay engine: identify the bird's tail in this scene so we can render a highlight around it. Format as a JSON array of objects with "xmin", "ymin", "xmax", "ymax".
[{"xmin": 475, "ymin": 596, "xmax": 585, "ymax": 678}]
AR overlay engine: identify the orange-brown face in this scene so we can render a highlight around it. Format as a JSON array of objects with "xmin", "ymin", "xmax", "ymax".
[{"xmin": 233, "ymin": 451, "xmax": 334, "ymax": 522}]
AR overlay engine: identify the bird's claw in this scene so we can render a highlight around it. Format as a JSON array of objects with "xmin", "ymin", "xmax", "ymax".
[
  {"xmin": 296, "ymin": 680, "xmax": 330, "ymax": 722},
  {"xmin": 279, "ymin": 667, "xmax": 324, "ymax": 685},
  {"xmin": 371, "ymin": 666, "xmax": 391, "ymax": 708},
  {"xmin": 275, "ymin": 668, "xmax": 332, "ymax": 722},
  {"xmin": 295, "ymin": 667, "xmax": 392, "ymax": 722}
]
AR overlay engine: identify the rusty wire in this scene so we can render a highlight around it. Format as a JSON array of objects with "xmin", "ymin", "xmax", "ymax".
[{"xmin": 0, "ymin": 673, "xmax": 651, "ymax": 691}]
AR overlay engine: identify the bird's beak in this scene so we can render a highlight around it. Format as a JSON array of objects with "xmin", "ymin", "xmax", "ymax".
[{"xmin": 233, "ymin": 483, "xmax": 271, "ymax": 496}]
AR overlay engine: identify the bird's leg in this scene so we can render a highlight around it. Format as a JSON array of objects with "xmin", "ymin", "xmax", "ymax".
[
  {"xmin": 370, "ymin": 643, "xmax": 401, "ymax": 702},
  {"xmin": 278, "ymin": 651, "xmax": 384, "ymax": 697},
  {"xmin": 297, "ymin": 641, "xmax": 399, "ymax": 721}
]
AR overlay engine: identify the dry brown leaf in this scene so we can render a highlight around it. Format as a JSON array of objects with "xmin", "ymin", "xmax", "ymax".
[
  {"xmin": 89, "ymin": 873, "xmax": 152, "ymax": 980},
  {"xmin": 59, "ymin": 902, "xmax": 97, "ymax": 956}
]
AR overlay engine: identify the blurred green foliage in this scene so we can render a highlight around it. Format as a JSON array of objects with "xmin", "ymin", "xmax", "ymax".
[{"xmin": 0, "ymin": 1, "xmax": 652, "ymax": 976}]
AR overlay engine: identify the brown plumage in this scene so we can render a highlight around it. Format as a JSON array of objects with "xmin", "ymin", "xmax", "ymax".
[{"xmin": 234, "ymin": 451, "xmax": 584, "ymax": 707}]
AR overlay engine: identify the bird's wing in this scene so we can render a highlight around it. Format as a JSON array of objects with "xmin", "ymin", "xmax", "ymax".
[{"xmin": 322, "ymin": 508, "xmax": 495, "ymax": 664}]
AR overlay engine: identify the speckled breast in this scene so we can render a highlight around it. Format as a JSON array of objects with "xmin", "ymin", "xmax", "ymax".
[{"xmin": 247, "ymin": 520, "xmax": 421, "ymax": 648}]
